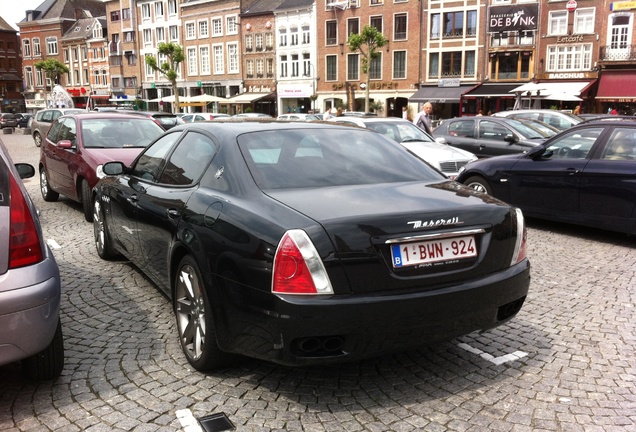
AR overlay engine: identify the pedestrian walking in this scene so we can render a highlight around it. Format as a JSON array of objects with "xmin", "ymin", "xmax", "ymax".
[{"xmin": 413, "ymin": 102, "xmax": 434, "ymax": 135}]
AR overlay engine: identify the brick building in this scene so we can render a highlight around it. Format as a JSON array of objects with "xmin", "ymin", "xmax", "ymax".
[{"xmin": 0, "ymin": 16, "xmax": 23, "ymax": 113}]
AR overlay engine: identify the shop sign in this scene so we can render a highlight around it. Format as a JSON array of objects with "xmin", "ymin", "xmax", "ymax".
[
  {"xmin": 488, "ymin": 4, "xmax": 539, "ymax": 32},
  {"xmin": 26, "ymin": 99, "xmax": 47, "ymax": 109},
  {"xmin": 438, "ymin": 79, "xmax": 460, "ymax": 87},
  {"xmin": 611, "ymin": 1, "xmax": 636, "ymax": 11},
  {"xmin": 278, "ymin": 84, "xmax": 313, "ymax": 98},
  {"xmin": 557, "ymin": 35, "xmax": 585, "ymax": 43}
]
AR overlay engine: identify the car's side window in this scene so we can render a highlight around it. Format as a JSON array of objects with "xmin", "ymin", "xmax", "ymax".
[
  {"xmin": 46, "ymin": 120, "xmax": 64, "ymax": 143},
  {"xmin": 41, "ymin": 110, "xmax": 53, "ymax": 123},
  {"xmin": 448, "ymin": 120, "xmax": 474, "ymax": 138},
  {"xmin": 601, "ymin": 128, "xmax": 636, "ymax": 160},
  {"xmin": 51, "ymin": 111, "xmax": 62, "ymax": 121},
  {"xmin": 546, "ymin": 127, "xmax": 603, "ymax": 159},
  {"xmin": 158, "ymin": 132, "xmax": 216, "ymax": 185},
  {"xmin": 479, "ymin": 120, "xmax": 508, "ymax": 141},
  {"xmin": 132, "ymin": 132, "xmax": 182, "ymax": 182},
  {"xmin": 59, "ymin": 118, "xmax": 77, "ymax": 147}
]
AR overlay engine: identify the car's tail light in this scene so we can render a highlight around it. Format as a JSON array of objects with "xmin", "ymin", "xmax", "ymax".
[
  {"xmin": 9, "ymin": 175, "xmax": 43, "ymax": 268},
  {"xmin": 272, "ymin": 229, "xmax": 333, "ymax": 295},
  {"xmin": 510, "ymin": 208, "xmax": 527, "ymax": 266}
]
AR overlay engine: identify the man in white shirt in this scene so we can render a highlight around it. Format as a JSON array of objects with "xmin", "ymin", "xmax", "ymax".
[{"xmin": 413, "ymin": 102, "xmax": 433, "ymax": 135}]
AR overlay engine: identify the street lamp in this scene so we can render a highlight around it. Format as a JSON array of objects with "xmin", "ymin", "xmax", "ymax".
[{"xmin": 305, "ymin": 62, "xmax": 317, "ymax": 113}]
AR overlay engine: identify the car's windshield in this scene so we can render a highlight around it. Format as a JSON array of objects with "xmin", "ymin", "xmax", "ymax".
[
  {"xmin": 503, "ymin": 118, "xmax": 547, "ymax": 139},
  {"xmin": 365, "ymin": 121, "xmax": 435, "ymax": 143},
  {"xmin": 239, "ymin": 128, "xmax": 444, "ymax": 189},
  {"xmin": 81, "ymin": 118, "xmax": 165, "ymax": 148}
]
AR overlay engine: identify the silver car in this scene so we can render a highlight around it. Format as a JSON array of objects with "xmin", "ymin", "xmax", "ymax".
[
  {"xmin": 31, "ymin": 108, "xmax": 85, "ymax": 147},
  {"xmin": 0, "ymin": 140, "xmax": 64, "ymax": 380}
]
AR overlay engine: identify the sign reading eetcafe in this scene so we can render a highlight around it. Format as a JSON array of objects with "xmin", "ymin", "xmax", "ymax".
[{"xmin": 488, "ymin": 4, "xmax": 539, "ymax": 32}]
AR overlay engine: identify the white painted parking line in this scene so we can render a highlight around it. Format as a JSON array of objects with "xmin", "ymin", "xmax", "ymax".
[
  {"xmin": 47, "ymin": 239, "xmax": 61, "ymax": 249},
  {"xmin": 176, "ymin": 409, "xmax": 203, "ymax": 432},
  {"xmin": 457, "ymin": 342, "xmax": 528, "ymax": 365}
]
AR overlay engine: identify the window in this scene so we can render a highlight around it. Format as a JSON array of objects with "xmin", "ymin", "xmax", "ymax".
[
  {"xmin": 326, "ymin": 21, "xmax": 337, "ymax": 45},
  {"xmin": 185, "ymin": 22, "xmax": 196, "ymax": 40},
  {"xmin": 126, "ymin": 52, "xmax": 137, "ymax": 66},
  {"xmin": 159, "ymin": 133, "xmax": 216, "ymax": 186},
  {"xmin": 83, "ymin": 47, "xmax": 88, "ymax": 60},
  {"xmin": 84, "ymin": 69, "xmax": 89, "ymax": 83},
  {"xmin": 547, "ymin": 44, "xmax": 592, "ymax": 71},
  {"xmin": 348, "ymin": 18, "xmax": 359, "ymax": 36},
  {"xmin": 213, "ymin": 45, "xmax": 224, "ymax": 74},
  {"xmin": 199, "ymin": 46, "xmax": 210, "ymax": 75},
  {"xmin": 169, "ymin": 26, "xmax": 178, "ymax": 41},
  {"xmin": 25, "ymin": 66, "xmax": 33, "ymax": 87},
  {"xmin": 466, "ymin": 10, "xmax": 477, "ymax": 37},
  {"xmin": 228, "ymin": 43, "xmax": 239, "ymax": 73},
  {"xmin": 393, "ymin": 51, "xmax": 406, "ymax": 79},
  {"xmin": 370, "ymin": 16, "xmax": 383, "ymax": 33},
  {"xmin": 464, "ymin": 51, "xmax": 475, "ymax": 76},
  {"xmin": 155, "ymin": 2, "xmax": 164, "ymax": 18},
  {"xmin": 267, "ymin": 58, "xmax": 274, "ymax": 77},
  {"xmin": 369, "ymin": 53, "xmax": 382, "ymax": 79},
  {"xmin": 574, "ymin": 8, "xmax": 595, "ymax": 34},
  {"xmin": 443, "ymin": 11, "xmax": 464, "ymax": 38},
  {"xmin": 607, "ymin": 14, "xmax": 632, "ymax": 54},
  {"xmin": 245, "ymin": 35, "xmax": 253, "ymax": 52},
  {"xmin": 246, "ymin": 59, "xmax": 254, "ymax": 77},
  {"xmin": 371, "ymin": 0, "xmax": 382, "ymax": 4},
  {"xmin": 431, "ymin": 14, "xmax": 441, "ymax": 39},
  {"xmin": 33, "ymin": 38, "xmax": 41, "ymax": 56},
  {"xmin": 227, "ymin": 16, "xmax": 238, "ymax": 34},
  {"xmin": 168, "ymin": 0, "xmax": 177, "ymax": 15},
  {"xmin": 187, "ymin": 47, "xmax": 197, "ymax": 75},
  {"xmin": 156, "ymin": 27, "xmax": 165, "ymax": 43},
  {"xmin": 256, "ymin": 34, "xmax": 263, "ymax": 51},
  {"xmin": 23, "ymin": 39, "xmax": 31, "ymax": 57},
  {"xmin": 133, "ymin": 132, "xmax": 181, "ymax": 182},
  {"xmin": 212, "ymin": 18, "xmax": 223, "ymax": 36},
  {"xmin": 290, "ymin": 27, "xmax": 299, "ymax": 45},
  {"xmin": 302, "ymin": 25, "xmax": 310, "ymax": 44},
  {"xmin": 110, "ymin": 10, "xmax": 120, "ymax": 21},
  {"xmin": 291, "ymin": 54, "xmax": 299, "ymax": 77},
  {"xmin": 142, "ymin": 3, "xmax": 151, "ymax": 20},
  {"xmin": 125, "ymin": 76, "xmax": 137, "ymax": 88},
  {"xmin": 256, "ymin": 59, "xmax": 264, "ymax": 77},
  {"xmin": 347, "ymin": 53, "xmax": 359, "ymax": 80},
  {"xmin": 266, "ymin": 33, "xmax": 274, "ymax": 49},
  {"xmin": 441, "ymin": 51, "xmax": 462, "ymax": 77},
  {"xmin": 394, "ymin": 14, "xmax": 407, "ymax": 40},
  {"xmin": 326, "ymin": 55, "xmax": 337, "ymax": 81},
  {"xmin": 46, "ymin": 37, "xmax": 58, "ymax": 55},
  {"xmin": 549, "ymin": 11, "xmax": 568, "ymax": 36},
  {"xmin": 280, "ymin": 55, "xmax": 288, "ymax": 77},
  {"xmin": 36, "ymin": 69, "xmax": 43, "ymax": 86},
  {"xmin": 112, "ymin": 77, "xmax": 120, "ymax": 88},
  {"xmin": 93, "ymin": 70, "xmax": 100, "ymax": 85},
  {"xmin": 302, "ymin": 53, "xmax": 311, "ymax": 76},
  {"xmin": 279, "ymin": 29, "xmax": 287, "ymax": 46},
  {"xmin": 122, "ymin": 8, "xmax": 131, "ymax": 20},
  {"xmin": 143, "ymin": 29, "xmax": 153, "ymax": 48},
  {"xmin": 101, "ymin": 70, "xmax": 108, "ymax": 86},
  {"xmin": 93, "ymin": 24, "xmax": 103, "ymax": 39},
  {"xmin": 199, "ymin": 20, "xmax": 209, "ymax": 38}
]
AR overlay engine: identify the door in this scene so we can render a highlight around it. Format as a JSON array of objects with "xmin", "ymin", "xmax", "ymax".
[
  {"xmin": 442, "ymin": 119, "xmax": 478, "ymax": 153},
  {"xmin": 43, "ymin": 117, "xmax": 78, "ymax": 198}
]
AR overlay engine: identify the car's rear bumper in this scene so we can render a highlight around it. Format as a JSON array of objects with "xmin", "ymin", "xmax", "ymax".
[
  {"xmin": 216, "ymin": 259, "xmax": 531, "ymax": 366},
  {"xmin": 0, "ymin": 253, "xmax": 61, "ymax": 366}
]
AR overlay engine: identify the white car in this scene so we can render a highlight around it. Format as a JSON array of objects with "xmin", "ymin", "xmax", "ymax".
[
  {"xmin": 181, "ymin": 113, "xmax": 230, "ymax": 122},
  {"xmin": 277, "ymin": 113, "xmax": 323, "ymax": 121},
  {"xmin": 491, "ymin": 109, "xmax": 582, "ymax": 131},
  {"xmin": 328, "ymin": 117, "xmax": 477, "ymax": 179}
]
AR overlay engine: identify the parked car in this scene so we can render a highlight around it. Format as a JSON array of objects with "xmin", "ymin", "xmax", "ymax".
[
  {"xmin": 456, "ymin": 119, "xmax": 636, "ymax": 234},
  {"xmin": 491, "ymin": 109, "xmax": 582, "ymax": 131},
  {"xmin": 433, "ymin": 116, "xmax": 547, "ymax": 158},
  {"xmin": 0, "ymin": 113, "xmax": 18, "ymax": 128},
  {"xmin": 328, "ymin": 116, "xmax": 477, "ymax": 178},
  {"xmin": 124, "ymin": 111, "xmax": 185, "ymax": 129},
  {"xmin": 277, "ymin": 113, "xmax": 323, "ymax": 121},
  {"xmin": 15, "ymin": 113, "xmax": 33, "ymax": 129},
  {"xmin": 93, "ymin": 121, "xmax": 530, "ymax": 371},
  {"xmin": 31, "ymin": 108, "xmax": 85, "ymax": 147},
  {"xmin": 0, "ymin": 140, "xmax": 64, "ymax": 380},
  {"xmin": 39, "ymin": 112, "xmax": 165, "ymax": 222},
  {"xmin": 181, "ymin": 113, "xmax": 231, "ymax": 122},
  {"xmin": 517, "ymin": 118, "xmax": 560, "ymax": 138},
  {"xmin": 232, "ymin": 112, "xmax": 273, "ymax": 118}
]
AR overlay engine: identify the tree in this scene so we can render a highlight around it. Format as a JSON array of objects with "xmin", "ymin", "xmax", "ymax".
[
  {"xmin": 34, "ymin": 59, "xmax": 69, "ymax": 105},
  {"xmin": 347, "ymin": 26, "xmax": 389, "ymax": 113},
  {"xmin": 145, "ymin": 42, "xmax": 185, "ymax": 113}
]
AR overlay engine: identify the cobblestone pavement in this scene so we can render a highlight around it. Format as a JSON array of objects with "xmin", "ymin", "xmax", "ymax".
[{"xmin": 1, "ymin": 130, "xmax": 635, "ymax": 432}]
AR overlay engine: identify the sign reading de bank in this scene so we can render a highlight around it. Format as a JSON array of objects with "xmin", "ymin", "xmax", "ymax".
[{"xmin": 488, "ymin": 4, "xmax": 539, "ymax": 32}]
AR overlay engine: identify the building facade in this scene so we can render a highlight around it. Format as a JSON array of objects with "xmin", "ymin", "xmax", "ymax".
[{"xmin": 0, "ymin": 17, "xmax": 24, "ymax": 113}]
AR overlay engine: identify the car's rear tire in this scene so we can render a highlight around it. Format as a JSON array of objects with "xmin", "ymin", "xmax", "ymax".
[
  {"xmin": 174, "ymin": 255, "xmax": 235, "ymax": 371},
  {"xmin": 33, "ymin": 132, "xmax": 42, "ymax": 147},
  {"xmin": 93, "ymin": 197, "xmax": 118, "ymax": 260},
  {"xmin": 81, "ymin": 180, "xmax": 93, "ymax": 222},
  {"xmin": 22, "ymin": 319, "xmax": 64, "ymax": 381},
  {"xmin": 463, "ymin": 175, "xmax": 493, "ymax": 195},
  {"xmin": 40, "ymin": 169, "xmax": 59, "ymax": 202}
]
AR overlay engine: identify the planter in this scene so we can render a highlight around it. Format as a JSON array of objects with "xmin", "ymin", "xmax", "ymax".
[{"xmin": 2, "ymin": 127, "xmax": 13, "ymax": 134}]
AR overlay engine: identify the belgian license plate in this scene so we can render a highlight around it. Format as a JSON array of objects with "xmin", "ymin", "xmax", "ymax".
[{"xmin": 391, "ymin": 235, "xmax": 477, "ymax": 268}]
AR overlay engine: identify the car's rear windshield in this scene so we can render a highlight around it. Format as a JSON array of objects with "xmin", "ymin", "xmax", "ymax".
[
  {"xmin": 81, "ymin": 118, "xmax": 165, "ymax": 148},
  {"xmin": 238, "ymin": 128, "xmax": 445, "ymax": 189}
]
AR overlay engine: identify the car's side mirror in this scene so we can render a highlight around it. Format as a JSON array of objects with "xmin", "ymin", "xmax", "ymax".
[
  {"xmin": 103, "ymin": 161, "xmax": 125, "ymax": 176},
  {"xmin": 504, "ymin": 133, "xmax": 518, "ymax": 143},
  {"xmin": 15, "ymin": 163, "xmax": 35, "ymax": 179},
  {"xmin": 435, "ymin": 137, "xmax": 447, "ymax": 145},
  {"xmin": 57, "ymin": 140, "xmax": 73, "ymax": 149}
]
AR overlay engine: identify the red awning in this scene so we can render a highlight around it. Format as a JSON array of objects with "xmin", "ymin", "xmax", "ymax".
[{"xmin": 596, "ymin": 70, "xmax": 636, "ymax": 102}]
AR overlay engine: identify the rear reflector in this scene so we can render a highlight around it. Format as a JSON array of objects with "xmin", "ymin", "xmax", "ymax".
[{"xmin": 9, "ymin": 175, "xmax": 43, "ymax": 268}]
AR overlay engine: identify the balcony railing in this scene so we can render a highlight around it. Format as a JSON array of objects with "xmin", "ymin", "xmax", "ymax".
[{"xmin": 600, "ymin": 45, "xmax": 636, "ymax": 61}]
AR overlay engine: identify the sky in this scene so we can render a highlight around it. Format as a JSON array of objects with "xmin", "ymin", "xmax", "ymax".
[{"xmin": 2, "ymin": 1, "xmax": 46, "ymax": 30}]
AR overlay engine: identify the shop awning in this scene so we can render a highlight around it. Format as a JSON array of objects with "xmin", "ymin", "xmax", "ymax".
[
  {"xmin": 509, "ymin": 81, "xmax": 595, "ymax": 99},
  {"xmin": 463, "ymin": 83, "xmax": 521, "ymax": 98},
  {"xmin": 409, "ymin": 85, "xmax": 477, "ymax": 102},
  {"xmin": 596, "ymin": 70, "xmax": 636, "ymax": 101},
  {"xmin": 227, "ymin": 92, "xmax": 273, "ymax": 103}
]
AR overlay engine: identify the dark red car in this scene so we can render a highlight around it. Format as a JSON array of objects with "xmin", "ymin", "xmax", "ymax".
[{"xmin": 39, "ymin": 112, "xmax": 165, "ymax": 222}]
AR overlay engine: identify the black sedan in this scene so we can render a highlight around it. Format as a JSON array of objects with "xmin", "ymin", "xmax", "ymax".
[
  {"xmin": 456, "ymin": 119, "xmax": 636, "ymax": 234},
  {"xmin": 93, "ymin": 121, "xmax": 530, "ymax": 370},
  {"xmin": 433, "ymin": 116, "xmax": 546, "ymax": 157}
]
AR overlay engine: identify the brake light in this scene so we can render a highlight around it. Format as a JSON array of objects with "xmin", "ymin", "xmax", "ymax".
[
  {"xmin": 510, "ymin": 208, "xmax": 527, "ymax": 266},
  {"xmin": 272, "ymin": 230, "xmax": 333, "ymax": 295},
  {"xmin": 9, "ymin": 175, "xmax": 43, "ymax": 268}
]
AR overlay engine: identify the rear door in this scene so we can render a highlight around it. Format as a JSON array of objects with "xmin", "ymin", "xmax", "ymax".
[
  {"xmin": 440, "ymin": 119, "xmax": 479, "ymax": 153},
  {"xmin": 43, "ymin": 118, "xmax": 79, "ymax": 199}
]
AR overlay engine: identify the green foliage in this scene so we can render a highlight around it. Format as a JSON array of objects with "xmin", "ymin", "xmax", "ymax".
[
  {"xmin": 347, "ymin": 26, "xmax": 389, "ymax": 112},
  {"xmin": 34, "ymin": 59, "xmax": 69, "ymax": 85},
  {"xmin": 145, "ymin": 43, "xmax": 185, "ymax": 112},
  {"xmin": 369, "ymin": 101, "xmax": 384, "ymax": 112}
]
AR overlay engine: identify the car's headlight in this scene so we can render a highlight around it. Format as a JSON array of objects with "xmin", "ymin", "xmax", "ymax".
[{"xmin": 96, "ymin": 164, "xmax": 106, "ymax": 179}]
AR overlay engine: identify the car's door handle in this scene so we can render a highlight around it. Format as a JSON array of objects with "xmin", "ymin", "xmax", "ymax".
[
  {"xmin": 167, "ymin": 209, "xmax": 180, "ymax": 218},
  {"xmin": 564, "ymin": 168, "xmax": 580, "ymax": 175},
  {"xmin": 127, "ymin": 194, "xmax": 139, "ymax": 203}
]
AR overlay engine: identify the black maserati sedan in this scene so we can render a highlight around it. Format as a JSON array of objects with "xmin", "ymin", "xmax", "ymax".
[
  {"xmin": 92, "ymin": 120, "xmax": 530, "ymax": 371},
  {"xmin": 456, "ymin": 119, "xmax": 636, "ymax": 234}
]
